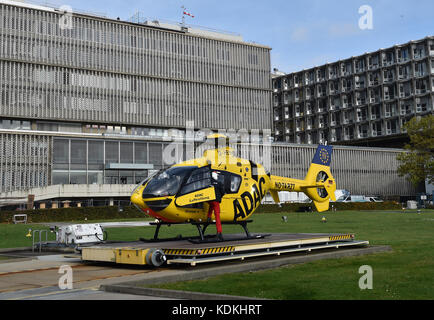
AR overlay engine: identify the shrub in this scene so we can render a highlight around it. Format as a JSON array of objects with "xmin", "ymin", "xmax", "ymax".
[
  {"xmin": 255, "ymin": 201, "xmax": 401, "ymax": 214},
  {"xmin": 0, "ymin": 206, "xmax": 146, "ymax": 224},
  {"xmin": 0, "ymin": 201, "xmax": 403, "ymax": 224}
]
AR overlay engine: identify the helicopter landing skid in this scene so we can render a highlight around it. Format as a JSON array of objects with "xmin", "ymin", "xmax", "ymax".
[
  {"xmin": 139, "ymin": 220, "xmax": 269, "ymax": 244},
  {"xmin": 187, "ymin": 233, "xmax": 271, "ymax": 244}
]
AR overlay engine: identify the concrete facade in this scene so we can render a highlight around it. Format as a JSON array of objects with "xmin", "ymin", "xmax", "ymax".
[
  {"xmin": 0, "ymin": 130, "xmax": 417, "ymax": 199},
  {"xmin": 0, "ymin": 1, "xmax": 420, "ymax": 201},
  {"xmin": 0, "ymin": 1, "xmax": 272, "ymax": 131},
  {"xmin": 0, "ymin": 0, "xmax": 272, "ymax": 197},
  {"xmin": 272, "ymin": 36, "xmax": 434, "ymax": 147}
]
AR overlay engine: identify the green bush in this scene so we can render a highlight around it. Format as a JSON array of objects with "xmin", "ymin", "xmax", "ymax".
[
  {"xmin": 0, "ymin": 206, "xmax": 147, "ymax": 224},
  {"xmin": 255, "ymin": 201, "xmax": 401, "ymax": 214},
  {"xmin": 330, "ymin": 201, "xmax": 402, "ymax": 211},
  {"xmin": 0, "ymin": 201, "xmax": 402, "ymax": 224}
]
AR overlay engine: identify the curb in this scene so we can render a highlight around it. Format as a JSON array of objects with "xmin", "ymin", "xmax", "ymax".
[
  {"xmin": 0, "ymin": 247, "xmax": 33, "ymax": 253},
  {"xmin": 0, "ymin": 246, "xmax": 76, "ymax": 254},
  {"xmin": 100, "ymin": 245, "xmax": 392, "ymax": 299},
  {"xmin": 101, "ymin": 285, "xmax": 263, "ymax": 300},
  {"xmin": 0, "ymin": 257, "xmax": 35, "ymax": 264}
]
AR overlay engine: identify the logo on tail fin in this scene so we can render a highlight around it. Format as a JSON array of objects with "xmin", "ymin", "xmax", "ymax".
[{"xmin": 313, "ymin": 145, "xmax": 333, "ymax": 166}]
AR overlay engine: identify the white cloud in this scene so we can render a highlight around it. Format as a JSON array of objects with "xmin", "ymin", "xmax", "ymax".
[
  {"xmin": 290, "ymin": 27, "xmax": 309, "ymax": 42},
  {"xmin": 328, "ymin": 22, "xmax": 363, "ymax": 38}
]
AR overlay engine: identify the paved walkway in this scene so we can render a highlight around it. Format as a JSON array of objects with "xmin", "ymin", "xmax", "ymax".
[{"xmin": 0, "ymin": 254, "xmax": 174, "ymax": 300}]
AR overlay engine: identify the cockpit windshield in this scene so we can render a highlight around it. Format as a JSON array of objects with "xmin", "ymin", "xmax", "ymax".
[{"xmin": 142, "ymin": 166, "xmax": 197, "ymax": 198}]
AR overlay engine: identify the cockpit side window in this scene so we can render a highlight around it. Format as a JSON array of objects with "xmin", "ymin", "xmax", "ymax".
[
  {"xmin": 179, "ymin": 166, "xmax": 212, "ymax": 196},
  {"xmin": 186, "ymin": 166, "xmax": 211, "ymax": 184}
]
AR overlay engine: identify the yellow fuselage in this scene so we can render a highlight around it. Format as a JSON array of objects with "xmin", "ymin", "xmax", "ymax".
[{"xmin": 131, "ymin": 147, "xmax": 335, "ymax": 223}]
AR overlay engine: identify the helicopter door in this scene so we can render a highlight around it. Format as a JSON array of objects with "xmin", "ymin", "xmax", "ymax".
[{"xmin": 175, "ymin": 166, "xmax": 216, "ymax": 207}]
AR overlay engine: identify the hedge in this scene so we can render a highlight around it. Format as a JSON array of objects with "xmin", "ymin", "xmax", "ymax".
[
  {"xmin": 254, "ymin": 201, "xmax": 402, "ymax": 214},
  {"xmin": 0, "ymin": 201, "xmax": 403, "ymax": 224},
  {"xmin": 0, "ymin": 205, "xmax": 146, "ymax": 224}
]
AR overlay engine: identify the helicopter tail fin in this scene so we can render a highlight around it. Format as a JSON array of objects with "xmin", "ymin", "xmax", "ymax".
[{"xmin": 302, "ymin": 145, "xmax": 336, "ymax": 212}]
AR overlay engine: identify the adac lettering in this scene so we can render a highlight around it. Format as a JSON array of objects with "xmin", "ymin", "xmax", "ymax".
[
  {"xmin": 258, "ymin": 177, "xmax": 266, "ymax": 198},
  {"xmin": 233, "ymin": 177, "xmax": 266, "ymax": 221},
  {"xmin": 252, "ymin": 184, "xmax": 261, "ymax": 208}
]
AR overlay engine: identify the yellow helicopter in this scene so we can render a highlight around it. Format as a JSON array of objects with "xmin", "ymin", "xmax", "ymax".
[{"xmin": 131, "ymin": 134, "xmax": 336, "ymax": 242}]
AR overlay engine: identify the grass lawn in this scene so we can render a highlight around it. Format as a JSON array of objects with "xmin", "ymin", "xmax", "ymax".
[
  {"xmin": 0, "ymin": 218, "xmax": 153, "ymax": 249},
  {"xmin": 1, "ymin": 210, "xmax": 433, "ymax": 299},
  {"xmin": 148, "ymin": 209, "xmax": 434, "ymax": 300},
  {"xmin": 0, "ymin": 224, "xmax": 55, "ymax": 249}
]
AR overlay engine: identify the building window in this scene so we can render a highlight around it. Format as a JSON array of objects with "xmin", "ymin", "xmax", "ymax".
[
  {"xmin": 120, "ymin": 142, "xmax": 133, "ymax": 163},
  {"xmin": 70, "ymin": 140, "xmax": 87, "ymax": 164},
  {"xmin": 37, "ymin": 122, "xmax": 59, "ymax": 131},
  {"xmin": 120, "ymin": 171, "xmax": 134, "ymax": 184},
  {"xmin": 70, "ymin": 171, "xmax": 87, "ymax": 184},
  {"xmin": 105, "ymin": 170, "xmax": 119, "ymax": 184},
  {"xmin": 52, "ymin": 171, "xmax": 69, "ymax": 185},
  {"xmin": 88, "ymin": 140, "xmax": 104, "ymax": 164},
  {"xmin": 149, "ymin": 143, "xmax": 162, "ymax": 169},
  {"xmin": 88, "ymin": 172, "xmax": 103, "ymax": 184},
  {"xmin": 53, "ymin": 139, "xmax": 69, "ymax": 164},
  {"xmin": 105, "ymin": 141, "xmax": 119, "ymax": 163},
  {"xmin": 135, "ymin": 143, "xmax": 147, "ymax": 164}
]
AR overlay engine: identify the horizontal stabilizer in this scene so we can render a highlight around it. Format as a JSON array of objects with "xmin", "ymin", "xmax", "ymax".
[{"xmin": 269, "ymin": 190, "xmax": 280, "ymax": 204}]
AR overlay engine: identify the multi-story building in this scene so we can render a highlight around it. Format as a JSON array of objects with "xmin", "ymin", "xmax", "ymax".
[
  {"xmin": 0, "ymin": 0, "xmax": 272, "ymax": 196},
  {"xmin": 272, "ymin": 36, "xmax": 434, "ymax": 147},
  {"xmin": 0, "ymin": 0, "xmax": 418, "ymax": 206}
]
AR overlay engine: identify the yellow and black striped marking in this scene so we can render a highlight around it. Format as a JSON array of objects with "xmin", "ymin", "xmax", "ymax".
[
  {"xmin": 164, "ymin": 246, "xmax": 235, "ymax": 256},
  {"xmin": 163, "ymin": 249, "xmax": 198, "ymax": 256},
  {"xmin": 329, "ymin": 234, "xmax": 354, "ymax": 241}
]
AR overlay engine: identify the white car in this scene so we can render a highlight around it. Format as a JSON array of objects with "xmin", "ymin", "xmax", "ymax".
[{"xmin": 367, "ymin": 196, "xmax": 384, "ymax": 203}]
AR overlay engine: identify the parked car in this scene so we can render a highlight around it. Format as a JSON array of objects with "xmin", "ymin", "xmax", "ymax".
[
  {"xmin": 337, "ymin": 195, "xmax": 367, "ymax": 203},
  {"xmin": 337, "ymin": 195, "xmax": 384, "ymax": 203},
  {"xmin": 367, "ymin": 196, "xmax": 384, "ymax": 203}
]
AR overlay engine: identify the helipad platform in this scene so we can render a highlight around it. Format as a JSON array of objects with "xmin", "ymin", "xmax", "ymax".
[{"xmin": 81, "ymin": 233, "xmax": 369, "ymax": 267}]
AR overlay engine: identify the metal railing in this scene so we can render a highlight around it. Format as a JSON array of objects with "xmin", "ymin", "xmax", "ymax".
[{"xmin": 32, "ymin": 229, "xmax": 48, "ymax": 253}]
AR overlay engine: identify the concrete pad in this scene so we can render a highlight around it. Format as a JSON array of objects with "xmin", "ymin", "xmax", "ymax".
[
  {"xmin": 0, "ymin": 244, "xmax": 392, "ymax": 300},
  {"xmin": 0, "ymin": 265, "xmax": 177, "ymax": 300},
  {"xmin": 37, "ymin": 221, "xmax": 152, "ymax": 228},
  {"xmin": 36, "ymin": 255, "xmax": 82, "ymax": 263},
  {"xmin": 101, "ymin": 245, "xmax": 392, "ymax": 300},
  {"xmin": 9, "ymin": 287, "xmax": 174, "ymax": 300},
  {"xmin": 0, "ymin": 261, "xmax": 154, "ymax": 293},
  {"xmin": 0, "ymin": 259, "xmax": 83, "ymax": 275}
]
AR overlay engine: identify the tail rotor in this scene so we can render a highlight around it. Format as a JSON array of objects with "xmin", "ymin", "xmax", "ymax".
[
  {"xmin": 316, "ymin": 171, "xmax": 330, "ymax": 199},
  {"xmin": 303, "ymin": 145, "xmax": 336, "ymax": 212}
]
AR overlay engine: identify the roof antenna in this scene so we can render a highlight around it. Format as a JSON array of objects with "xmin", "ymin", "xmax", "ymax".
[
  {"xmin": 181, "ymin": 5, "xmax": 185, "ymax": 27},
  {"xmin": 181, "ymin": 5, "xmax": 194, "ymax": 29}
]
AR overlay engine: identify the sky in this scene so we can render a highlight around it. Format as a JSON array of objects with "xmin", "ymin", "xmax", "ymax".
[{"xmin": 37, "ymin": 0, "xmax": 434, "ymax": 74}]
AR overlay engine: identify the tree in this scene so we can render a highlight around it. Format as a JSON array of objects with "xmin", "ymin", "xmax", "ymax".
[{"xmin": 397, "ymin": 115, "xmax": 434, "ymax": 187}]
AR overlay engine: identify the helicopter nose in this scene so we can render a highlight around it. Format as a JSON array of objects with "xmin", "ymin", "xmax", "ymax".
[{"xmin": 131, "ymin": 191, "xmax": 143, "ymax": 207}]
